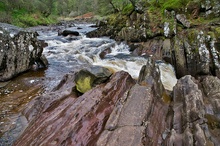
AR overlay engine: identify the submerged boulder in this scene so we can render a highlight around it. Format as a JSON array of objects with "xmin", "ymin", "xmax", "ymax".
[{"xmin": 0, "ymin": 23, "xmax": 47, "ymax": 81}]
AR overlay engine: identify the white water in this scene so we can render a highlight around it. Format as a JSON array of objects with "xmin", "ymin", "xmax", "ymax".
[
  {"xmin": 158, "ymin": 63, "xmax": 177, "ymax": 91},
  {"xmin": 38, "ymin": 24, "xmax": 177, "ymax": 91}
]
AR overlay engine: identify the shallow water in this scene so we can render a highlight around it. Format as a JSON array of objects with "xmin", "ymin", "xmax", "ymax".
[
  {"xmin": 0, "ymin": 70, "xmax": 45, "ymax": 145},
  {"xmin": 0, "ymin": 23, "xmax": 177, "ymax": 145}
]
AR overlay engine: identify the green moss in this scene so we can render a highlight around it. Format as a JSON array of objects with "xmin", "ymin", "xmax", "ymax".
[
  {"xmin": 185, "ymin": 29, "xmax": 198, "ymax": 44},
  {"xmin": 76, "ymin": 76, "xmax": 94, "ymax": 93},
  {"xmin": 190, "ymin": 17, "xmax": 220, "ymax": 26},
  {"xmin": 0, "ymin": 2, "xmax": 6, "ymax": 11},
  {"xmin": 207, "ymin": 31, "xmax": 215, "ymax": 39},
  {"xmin": 122, "ymin": 4, "xmax": 134, "ymax": 15},
  {"xmin": 149, "ymin": 0, "xmax": 190, "ymax": 13},
  {"xmin": 107, "ymin": 14, "xmax": 126, "ymax": 30},
  {"xmin": 162, "ymin": 0, "xmax": 183, "ymax": 11}
]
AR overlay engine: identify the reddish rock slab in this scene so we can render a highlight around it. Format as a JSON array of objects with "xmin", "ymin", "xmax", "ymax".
[
  {"xmin": 96, "ymin": 84, "xmax": 154, "ymax": 146},
  {"xmin": 13, "ymin": 71, "xmax": 135, "ymax": 146}
]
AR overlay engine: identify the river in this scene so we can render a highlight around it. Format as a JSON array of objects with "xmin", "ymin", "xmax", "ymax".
[{"xmin": 0, "ymin": 22, "xmax": 177, "ymax": 145}]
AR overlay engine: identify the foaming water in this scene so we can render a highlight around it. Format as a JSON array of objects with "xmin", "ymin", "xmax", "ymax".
[
  {"xmin": 158, "ymin": 63, "xmax": 177, "ymax": 91},
  {"xmin": 43, "ymin": 36, "xmax": 147, "ymax": 81}
]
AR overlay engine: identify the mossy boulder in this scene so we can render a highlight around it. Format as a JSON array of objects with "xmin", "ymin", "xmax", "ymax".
[{"xmin": 75, "ymin": 66, "xmax": 112, "ymax": 93}]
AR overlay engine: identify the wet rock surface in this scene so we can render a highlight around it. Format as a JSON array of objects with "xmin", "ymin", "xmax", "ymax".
[
  {"xmin": 0, "ymin": 70, "xmax": 45, "ymax": 146},
  {"xmin": 0, "ymin": 23, "xmax": 47, "ymax": 81}
]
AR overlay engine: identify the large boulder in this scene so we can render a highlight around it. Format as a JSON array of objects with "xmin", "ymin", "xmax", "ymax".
[{"xmin": 0, "ymin": 23, "xmax": 47, "ymax": 81}]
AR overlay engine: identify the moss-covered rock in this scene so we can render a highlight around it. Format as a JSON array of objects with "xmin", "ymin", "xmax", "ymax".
[
  {"xmin": 75, "ymin": 66, "xmax": 112, "ymax": 93},
  {"xmin": 75, "ymin": 72, "xmax": 95, "ymax": 93}
]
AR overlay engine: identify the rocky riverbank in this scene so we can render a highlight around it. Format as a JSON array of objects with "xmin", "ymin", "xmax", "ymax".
[
  {"xmin": 13, "ymin": 59, "xmax": 220, "ymax": 145},
  {"xmin": 1, "ymin": 0, "xmax": 220, "ymax": 145}
]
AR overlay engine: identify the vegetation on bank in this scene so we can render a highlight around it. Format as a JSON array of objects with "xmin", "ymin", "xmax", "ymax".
[
  {"xmin": 0, "ymin": 0, "xmax": 219, "ymax": 28},
  {"xmin": 0, "ymin": 0, "xmax": 129, "ymax": 27},
  {"xmin": 0, "ymin": 1, "xmax": 57, "ymax": 27}
]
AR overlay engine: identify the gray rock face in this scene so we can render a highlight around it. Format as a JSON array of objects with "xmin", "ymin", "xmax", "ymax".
[
  {"xmin": 171, "ymin": 29, "xmax": 220, "ymax": 78},
  {"xmin": 168, "ymin": 75, "xmax": 206, "ymax": 145},
  {"xmin": 202, "ymin": 76, "xmax": 220, "ymax": 116},
  {"xmin": 0, "ymin": 23, "xmax": 46, "ymax": 81},
  {"xmin": 164, "ymin": 75, "xmax": 220, "ymax": 145},
  {"xmin": 131, "ymin": 28, "xmax": 220, "ymax": 79}
]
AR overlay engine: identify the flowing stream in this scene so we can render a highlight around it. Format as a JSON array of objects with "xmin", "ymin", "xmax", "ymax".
[{"xmin": 0, "ymin": 23, "xmax": 177, "ymax": 145}]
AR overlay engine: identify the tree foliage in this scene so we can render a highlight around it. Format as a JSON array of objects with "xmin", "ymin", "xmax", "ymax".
[
  {"xmin": 0, "ymin": 0, "xmax": 144, "ymax": 26},
  {"xmin": 0, "ymin": 0, "xmax": 140, "ymax": 16}
]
